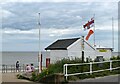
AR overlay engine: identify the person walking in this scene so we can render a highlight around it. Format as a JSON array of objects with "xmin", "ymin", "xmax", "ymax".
[{"xmin": 16, "ymin": 61, "xmax": 19, "ymax": 72}]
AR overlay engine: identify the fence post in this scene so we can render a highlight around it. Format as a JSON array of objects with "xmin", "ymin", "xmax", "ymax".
[
  {"xmin": 20, "ymin": 66, "xmax": 21, "ymax": 72},
  {"xmin": 63, "ymin": 64, "xmax": 65, "ymax": 75},
  {"xmin": 14, "ymin": 65, "xmax": 15, "ymax": 73},
  {"xmin": 90, "ymin": 62, "xmax": 92, "ymax": 75},
  {"xmin": 2, "ymin": 65, "xmax": 4, "ymax": 73},
  {"xmin": 6, "ymin": 65, "xmax": 7, "ymax": 73},
  {"xmin": 23, "ymin": 64, "xmax": 25, "ymax": 72},
  {"xmin": 65, "ymin": 64, "xmax": 68, "ymax": 80},
  {"xmin": 11, "ymin": 65, "xmax": 12, "ymax": 72},
  {"xmin": 110, "ymin": 60, "xmax": 112, "ymax": 71}
]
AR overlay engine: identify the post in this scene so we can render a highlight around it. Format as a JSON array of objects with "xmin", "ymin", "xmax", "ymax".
[
  {"xmin": 38, "ymin": 13, "xmax": 41, "ymax": 73},
  {"xmin": 20, "ymin": 66, "xmax": 21, "ymax": 72},
  {"xmin": 11, "ymin": 65, "xmax": 12, "ymax": 72},
  {"xmin": 6, "ymin": 65, "xmax": 7, "ymax": 73},
  {"xmin": 81, "ymin": 36, "xmax": 84, "ymax": 63},
  {"xmin": 112, "ymin": 17, "xmax": 114, "ymax": 51},
  {"xmin": 41, "ymin": 54, "xmax": 42, "ymax": 71},
  {"xmin": 65, "ymin": 64, "xmax": 68, "ymax": 80},
  {"xmin": 2, "ymin": 65, "xmax": 4, "ymax": 73},
  {"xmin": 14, "ymin": 65, "xmax": 15, "ymax": 73},
  {"xmin": 63, "ymin": 64, "xmax": 65, "ymax": 75},
  {"xmin": 90, "ymin": 62, "xmax": 92, "ymax": 75},
  {"xmin": 93, "ymin": 14, "xmax": 96, "ymax": 47},
  {"xmin": 23, "ymin": 64, "xmax": 24, "ymax": 72},
  {"xmin": 81, "ymin": 36, "xmax": 84, "ymax": 72},
  {"xmin": 110, "ymin": 60, "xmax": 112, "ymax": 71}
]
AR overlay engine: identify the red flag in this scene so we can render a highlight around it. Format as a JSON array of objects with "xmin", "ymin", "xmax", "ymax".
[
  {"xmin": 83, "ymin": 18, "xmax": 94, "ymax": 30},
  {"xmin": 83, "ymin": 21, "xmax": 90, "ymax": 30},
  {"xmin": 86, "ymin": 30, "xmax": 94, "ymax": 40}
]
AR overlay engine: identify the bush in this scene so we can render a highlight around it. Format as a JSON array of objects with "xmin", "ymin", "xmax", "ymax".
[
  {"xmin": 110, "ymin": 56, "xmax": 120, "ymax": 60},
  {"xmin": 30, "ymin": 72, "xmax": 37, "ymax": 81},
  {"xmin": 30, "ymin": 57, "xmax": 120, "ymax": 82},
  {"xmin": 16, "ymin": 74, "xmax": 30, "ymax": 80},
  {"xmin": 68, "ymin": 76, "xmax": 79, "ymax": 81}
]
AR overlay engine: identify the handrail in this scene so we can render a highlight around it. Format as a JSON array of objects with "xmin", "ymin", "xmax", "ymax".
[
  {"xmin": 0, "ymin": 64, "xmax": 39, "ymax": 73},
  {"xmin": 63, "ymin": 60, "xmax": 120, "ymax": 80}
]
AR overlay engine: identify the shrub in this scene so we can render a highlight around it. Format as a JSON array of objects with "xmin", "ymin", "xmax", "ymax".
[
  {"xmin": 30, "ymin": 57, "xmax": 120, "ymax": 82},
  {"xmin": 68, "ymin": 76, "xmax": 79, "ymax": 81}
]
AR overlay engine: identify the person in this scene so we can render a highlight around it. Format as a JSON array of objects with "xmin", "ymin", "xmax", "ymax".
[
  {"xmin": 16, "ymin": 61, "xmax": 19, "ymax": 72},
  {"xmin": 30, "ymin": 63, "xmax": 35, "ymax": 72},
  {"xmin": 26, "ymin": 64, "xmax": 32, "ymax": 73}
]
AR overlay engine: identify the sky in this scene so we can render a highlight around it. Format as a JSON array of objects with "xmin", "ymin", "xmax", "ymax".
[{"xmin": 0, "ymin": 1, "xmax": 119, "ymax": 52}]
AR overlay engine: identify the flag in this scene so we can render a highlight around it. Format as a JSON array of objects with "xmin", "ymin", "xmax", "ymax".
[
  {"xmin": 83, "ymin": 21, "xmax": 90, "ymax": 30},
  {"xmin": 85, "ymin": 29, "xmax": 94, "ymax": 40},
  {"xmin": 83, "ymin": 18, "xmax": 94, "ymax": 30}
]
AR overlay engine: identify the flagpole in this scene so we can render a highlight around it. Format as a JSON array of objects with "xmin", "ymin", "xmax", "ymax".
[
  {"xmin": 93, "ymin": 14, "xmax": 95, "ymax": 47},
  {"xmin": 112, "ymin": 17, "xmax": 114, "ymax": 51},
  {"xmin": 38, "ymin": 13, "xmax": 41, "ymax": 73}
]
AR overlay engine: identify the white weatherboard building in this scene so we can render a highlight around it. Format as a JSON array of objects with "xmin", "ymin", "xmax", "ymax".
[{"xmin": 45, "ymin": 37, "xmax": 113, "ymax": 64}]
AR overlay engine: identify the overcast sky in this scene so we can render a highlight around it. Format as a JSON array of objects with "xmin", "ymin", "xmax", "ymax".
[{"xmin": 1, "ymin": 1, "xmax": 119, "ymax": 51}]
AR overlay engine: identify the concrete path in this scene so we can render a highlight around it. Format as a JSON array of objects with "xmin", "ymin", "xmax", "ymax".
[
  {"xmin": 69, "ymin": 74, "xmax": 120, "ymax": 83},
  {"xmin": 2, "ymin": 73, "xmax": 119, "ymax": 83},
  {"xmin": 2, "ymin": 73, "xmax": 32, "ymax": 82}
]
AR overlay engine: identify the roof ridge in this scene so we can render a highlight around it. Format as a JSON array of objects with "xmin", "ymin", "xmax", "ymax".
[{"xmin": 58, "ymin": 37, "xmax": 80, "ymax": 41}]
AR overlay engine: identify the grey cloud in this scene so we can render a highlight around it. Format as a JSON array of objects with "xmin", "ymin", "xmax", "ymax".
[
  {"xmin": 2, "ymin": 2, "xmax": 118, "ymax": 51},
  {"xmin": 2, "ymin": 2, "xmax": 117, "ymax": 30}
]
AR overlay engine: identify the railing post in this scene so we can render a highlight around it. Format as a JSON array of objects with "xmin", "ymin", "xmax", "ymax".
[
  {"xmin": 6, "ymin": 65, "xmax": 7, "ymax": 73},
  {"xmin": 110, "ymin": 60, "xmax": 112, "ymax": 71},
  {"xmin": 90, "ymin": 62, "xmax": 92, "ymax": 75},
  {"xmin": 23, "ymin": 64, "xmax": 25, "ymax": 72},
  {"xmin": 11, "ymin": 65, "xmax": 12, "ymax": 72},
  {"xmin": 65, "ymin": 64, "xmax": 68, "ymax": 80},
  {"xmin": 2, "ymin": 65, "xmax": 3, "ymax": 73},
  {"xmin": 2, "ymin": 65, "xmax": 5, "ymax": 73},
  {"xmin": 63, "ymin": 64, "xmax": 65, "ymax": 75},
  {"xmin": 14, "ymin": 65, "xmax": 15, "ymax": 73},
  {"xmin": 20, "ymin": 66, "xmax": 21, "ymax": 72}
]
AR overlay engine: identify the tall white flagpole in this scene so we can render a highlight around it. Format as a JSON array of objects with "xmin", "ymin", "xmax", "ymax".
[
  {"xmin": 93, "ymin": 14, "xmax": 95, "ymax": 47},
  {"xmin": 112, "ymin": 17, "xmax": 114, "ymax": 51},
  {"xmin": 38, "ymin": 13, "xmax": 41, "ymax": 73}
]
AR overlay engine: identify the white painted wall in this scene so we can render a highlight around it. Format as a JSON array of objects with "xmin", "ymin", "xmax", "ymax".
[
  {"xmin": 47, "ymin": 39, "xmax": 112, "ymax": 63},
  {"xmin": 96, "ymin": 49, "xmax": 112, "ymax": 60},
  {"xmin": 67, "ymin": 39, "xmax": 96, "ymax": 61},
  {"xmin": 84, "ymin": 42, "xmax": 96, "ymax": 61},
  {"xmin": 67, "ymin": 39, "xmax": 82, "ymax": 59},
  {"xmin": 50, "ymin": 50, "xmax": 68, "ymax": 64}
]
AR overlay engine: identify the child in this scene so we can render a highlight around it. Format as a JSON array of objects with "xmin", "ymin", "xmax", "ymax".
[
  {"xmin": 31, "ymin": 64, "xmax": 35, "ymax": 72},
  {"xmin": 26, "ymin": 64, "xmax": 32, "ymax": 73}
]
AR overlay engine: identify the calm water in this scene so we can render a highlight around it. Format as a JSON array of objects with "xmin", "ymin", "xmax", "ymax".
[
  {"xmin": 1, "ymin": 51, "xmax": 49, "ymax": 67},
  {"xmin": 1, "ymin": 51, "xmax": 119, "ymax": 67}
]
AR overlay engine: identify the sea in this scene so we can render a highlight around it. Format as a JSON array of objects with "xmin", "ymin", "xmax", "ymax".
[
  {"xmin": 0, "ymin": 51, "xmax": 119, "ymax": 67},
  {"xmin": 1, "ymin": 51, "xmax": 50, "ymax": 67}
]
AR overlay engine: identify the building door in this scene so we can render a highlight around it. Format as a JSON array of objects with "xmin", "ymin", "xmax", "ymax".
[{"xmin": 46, "ymin": 58, "xmax": 50, "ymax": 68}]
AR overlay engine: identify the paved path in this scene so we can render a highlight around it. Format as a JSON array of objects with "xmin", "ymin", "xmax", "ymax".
[
  {"xmin": 69, "ymin": 74, "xmax": 120, "ymax": 83},
  {"xmin": 2, "ymin": 73, "xmax": 120, "ymax": 83},
  {"xmin": 2, "ymin": 73, "xmax": 31, "ymax": 82}
]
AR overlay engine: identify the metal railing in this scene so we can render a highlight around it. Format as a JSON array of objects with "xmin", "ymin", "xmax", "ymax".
[
  {"xmin": 63, "ymin": 60, "xmax": 120, "ymax": 80},
  {"xmin": 0, "ymin": 64, "xmax": 39, "ymax": 73}
]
